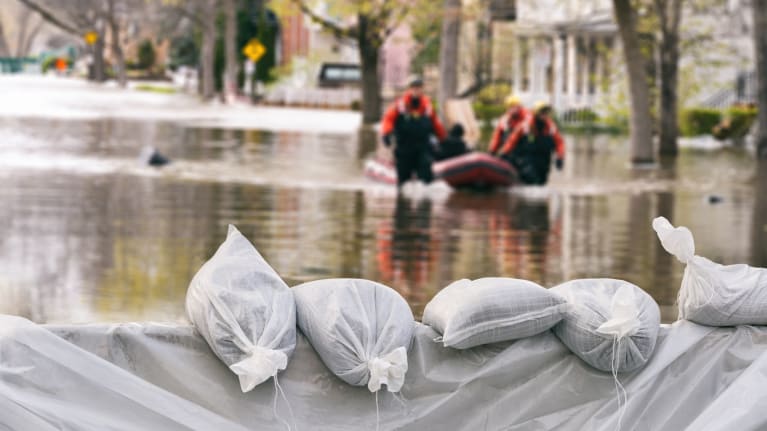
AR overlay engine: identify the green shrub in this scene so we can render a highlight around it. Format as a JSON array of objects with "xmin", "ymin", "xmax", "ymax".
[
  {"xmin": 724, "ymin": 106, "xmax": 758, "ymax": 138},
  {"xmin": 679, "ymin": 108, "xmax": 722, "ymax": 137},
  {"xmin": 475, "ymin": 82, "xmax": 511, "ymax": 105},
  {"xmin": 472, "ymin": 83, "xmax": 511, "ymax": 126},
  {"xmin": 472, "ymin": 102, "xmax": 506, "ymax": 126},
  {"xmin": 41, "ymin": 56, "xmax": 72, "ymax": 73},
  {"xmin": 137, "ymin": 39, "xmax": 156, "ymax": 70}
]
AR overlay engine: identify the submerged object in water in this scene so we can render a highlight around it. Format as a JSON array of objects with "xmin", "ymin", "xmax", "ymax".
[{"xmin": 139, "ymin": 145, "xmax": 171, "ymax": 167}]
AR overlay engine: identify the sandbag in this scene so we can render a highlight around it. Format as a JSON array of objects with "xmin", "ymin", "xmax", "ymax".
[
  {"xmin": 552, "ymin": 278, "xmax": 660, "ymax": 373},
  {"xmin": 292, "ymin": 278, "xmax": 414, "ymax": 392},
  {"xmin": 186, "ymin": 225, "xmax": 296, "ymax": 392},
  {"xmin": 653, "ymin": 216, "xmax": 767, "ymax": 326},
  {"xmin": 422, "ymin": 277, "xmax": 568, "ymax": 349}
]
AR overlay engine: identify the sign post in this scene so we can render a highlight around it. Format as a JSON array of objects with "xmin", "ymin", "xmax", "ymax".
[{"xmin": 242, "ymin": 39, "xmax": 266, "ymax": 99}]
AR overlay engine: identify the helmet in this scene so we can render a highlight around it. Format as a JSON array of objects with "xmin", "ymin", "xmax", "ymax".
[
  {"xmin": 533, "ymin": 100, "xmax": 552, "ymax": 114},
  {"xmin": 407, "ymin": 75, "xmax": 424, "ymax": 88},
  {"xmin": 504, "ymin": 94, "xmax": 522, "ymax": 107}
]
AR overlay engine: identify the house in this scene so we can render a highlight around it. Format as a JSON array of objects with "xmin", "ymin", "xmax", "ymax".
[{"xmin": 459, "ymin": 0, "xmax": 755, "ymax": 113}]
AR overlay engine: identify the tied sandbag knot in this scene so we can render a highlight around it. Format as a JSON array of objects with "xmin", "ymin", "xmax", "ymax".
[
  {"xmin": 652, "ymin": 216, "xmax": 695, "ymax": 264},
  {"xmin": 596, "ymin": 286, "xmax": 641, "ymax": 339},
  {"xmin": 230, "ymin": 345, "xmax": 288, "ymax": 392},
  {"xmin": 367, "ymin": 347, "xmax": 408, "ymax": 392}
]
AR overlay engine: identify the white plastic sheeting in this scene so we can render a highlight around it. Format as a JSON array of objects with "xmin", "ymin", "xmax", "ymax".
[{"xmin": 2, "ymin": 314, "xmax": 767, "ymax": 430}]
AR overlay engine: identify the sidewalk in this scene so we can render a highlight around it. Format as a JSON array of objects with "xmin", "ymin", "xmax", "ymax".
[{"xmin": 0, "ymin": 75, "xmax": 362, "ymax": 134}]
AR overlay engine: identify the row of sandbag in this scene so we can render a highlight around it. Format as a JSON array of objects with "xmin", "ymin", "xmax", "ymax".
[
  {"xmin": 184, "ymin": 225, "xmax": 659, "ymax": 396},
  {"xmin": 184, "ymin": 216, "xmax": 767, "ymax": 395}
]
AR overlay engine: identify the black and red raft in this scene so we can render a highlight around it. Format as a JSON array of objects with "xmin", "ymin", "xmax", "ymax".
[{"xmin": 364, "ymin": 152, "xmax": 517, "ymax": 189}]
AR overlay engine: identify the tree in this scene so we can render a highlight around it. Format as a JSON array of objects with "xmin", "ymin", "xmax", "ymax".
[
  {"xmin": 0, "ymin": 18, "xmax": 10, "ymax": 56},
  {"xmin": 612, "ymin": 0, "xmax": 654, "ymax": 163},
  {"xmin": 15, "ymin": 0, "xmax": 118, "ymax": 82},
  {"xmin": 288, "ymin": 0, "xmax": 412, "ymax": 124},
  {"xmin": 200, "ymin": 0, "xmax": 217, "ymax": 99},
  {"xmin": 106, "ymin": 0, "xmax": 127, "ymax": 87},
  {"xmin": 161, "ymin": 0, "xmax": 220, "ymax": 99},
  {"xmin": 13, "ymin": 6, "xmax": 45, "ymax": 57},
  {"xmin": 223, "ymin": 0, "xmax": 238, "ymax": 101},
  {"xmin": 754, "ymin": 0, "xmax": 767, "ymax": 159},
  {"xmin": 654, "ymin": 0, "xmax": 682, "ymax": 156},
  {"xmin": 438, "ymin": 0, "xmax": 461, "ymax": 112}
]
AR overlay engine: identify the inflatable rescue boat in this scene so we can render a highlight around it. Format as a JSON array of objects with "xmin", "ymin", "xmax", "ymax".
[{"xmin": 364, "ymin": 152, "xmax": 517, "ymax": 189}]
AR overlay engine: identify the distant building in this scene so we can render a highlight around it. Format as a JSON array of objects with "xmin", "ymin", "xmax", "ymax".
[
  {"xmin": 271, "ymin": 2, "xmax": 415, "ymax": 107},
  {"xmin": 459, "ymin": 0, "xmax": 755, "ymax": 112}
]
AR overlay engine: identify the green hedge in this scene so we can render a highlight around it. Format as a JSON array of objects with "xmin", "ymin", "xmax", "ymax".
[
  {"xmin": 726, "ymin": 106, "xmax": 758, "ymax": 139},
  {"xmin": 679, "ymin": 108, "xmax": 722, "ymax": 137},
  {"xmin": 473, "ymin": 103, "xmax": 506, "ymax": 125},
  {"xmin": 472, "ymin": 83, "xmax": 511, "ymax": 126}
]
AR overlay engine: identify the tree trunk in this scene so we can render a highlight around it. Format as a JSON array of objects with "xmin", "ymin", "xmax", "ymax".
[
  {"xmin": 656, "ymin": 0, "xmax": 682, "ymax": 156},
  {"xmin": 438, "ymin": 0, "xmax": 461, "ymax": 113},
  {"xmin": 0, "ymin": 20, "xmax": 10, "ymax": 56},
  {"xmin": 200, "ymin": 0, "xmax": 217, "ymax": 99},
  {"xmin": 91, "ymin": 30, "xmax": 106, "ymax": 82},
  {"xmin": 224, "ymin": 0, "xmax": 238, "ymax": 103},
  {"xmin": 754, "ymin": 0, "xmax": 767, "ymax": 159},
  {"xmin": 612, "ymin": 0, "xmax": 655, "ymax": 163},
  {"xmin": 14, "ymin": 8, "xmax": 32, "ymax": 57},
  {"xmin": 358, "ymin": 14, "xmax": 382, "ymax": 124},
  {"xmin": 20, "ymin": 20, "xmax": 44, "ymax": 57},
  {"xmin": 107, "ymin": 0, "xmax": 127, "ymax": 88}
]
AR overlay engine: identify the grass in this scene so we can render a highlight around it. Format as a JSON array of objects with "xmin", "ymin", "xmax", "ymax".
[{"xmin": 134, "ymin": 84, "xmax": 176, "ymax": 94}]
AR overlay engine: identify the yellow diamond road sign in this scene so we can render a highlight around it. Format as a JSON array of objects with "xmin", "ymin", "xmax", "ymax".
[
  {"xmin": 243, "ymin": 39, "xmax": 266, "ymax": 62},
  {"xmin": 84, "ymin": 31, "xmax": 98, "ymax": 46}
]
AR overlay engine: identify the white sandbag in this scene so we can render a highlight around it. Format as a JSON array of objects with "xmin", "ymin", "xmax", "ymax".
[
  {"xmin": 552, "ymin": 278, "xmax": 660, "ymax": 372},
  {"xmin": 653, "ymin": 216, "xmax": 767, "ymax": 326},
  {"xmin": 186, "ymin": 225, "xmax": 296, "ymax": 392},
  {"xmin": 292, "ymin": 278, "xmax": 414, "ymax": 392},
  {"xmin": 422, "ymin": 277, "xmax": 568, "ymax": 349}
]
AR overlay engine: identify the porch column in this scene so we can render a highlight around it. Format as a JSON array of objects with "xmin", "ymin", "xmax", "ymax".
[
  {"xmin": 528, "ymin": 37, "xmax": 538, "ymax": 96},
  {"xmin": 580, "ymin": 35, "xmax": 590, "ymax": 101},
  {"xmin": 566, "ymin": 34, "xmax": 577, "ymax": 101},
  {"xmin": 553, "ymin": 34, "xmax": 565, "ymax": 111},
  {"xmin": 513, "ymin": 36, "xmax": 522, "ymax": 94},
  {"xmin": 595, "ymin": 37, "xmax": 605, "ymax": 97}
]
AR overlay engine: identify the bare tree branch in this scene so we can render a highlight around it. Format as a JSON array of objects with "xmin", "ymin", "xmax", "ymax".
[
  {"xmin": 291, "ymin": 0, "xmax": 357, "ymax": 39},
  {"xmin": 15, "ymin": 0, "xmax": 81, "ymax": 35}
]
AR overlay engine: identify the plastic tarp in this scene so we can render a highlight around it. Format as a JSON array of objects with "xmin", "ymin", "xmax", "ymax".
[{"xmin": 3, "ymin": 314, "xmax": 767, "ymax": 430}]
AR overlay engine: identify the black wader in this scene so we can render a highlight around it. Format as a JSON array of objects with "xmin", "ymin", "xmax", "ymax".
[{"xmin": 394, "ymin": 114, "xmax": 434, "ymax": 186}]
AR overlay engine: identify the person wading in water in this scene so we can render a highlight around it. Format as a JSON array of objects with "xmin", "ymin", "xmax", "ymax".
[
  {"xmin": 380, "ymin": 77, "xmax": 447, "ymax": 187},
  {"xmin": 496, "ymin": 101, "xmax": 565, "ymax": 185}
]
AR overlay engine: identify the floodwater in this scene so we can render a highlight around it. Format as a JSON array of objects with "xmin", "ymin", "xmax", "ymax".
[{"xmin": 0, "ymin": 82, "xmax": 765, "ymax": 325}]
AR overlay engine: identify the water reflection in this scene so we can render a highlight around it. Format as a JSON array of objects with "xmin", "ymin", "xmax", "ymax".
[
  {"xmin": 376, "ymin": 196, "xmax": 437, "ymax": 315},
  {"xmin": 0, "ymin": 116, "xmax": 765, "ymax": 324}
]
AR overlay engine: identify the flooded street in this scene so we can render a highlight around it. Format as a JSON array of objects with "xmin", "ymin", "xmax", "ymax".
[{"xmin": 0, "ymin": 78, "xmax": 764, "ymax": 324}]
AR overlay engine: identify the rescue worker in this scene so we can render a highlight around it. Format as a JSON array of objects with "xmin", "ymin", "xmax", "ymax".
[
  {"xmin": 488, "ymin": 94, "xmax": 531, "ymax": 156},
  {"xmin": 381, "ymin": 77, "xmax": 447, "ymax": 186},
  {"xmin": 498, "ymin": 101, "xmax": 565, "ymax": 185}
]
